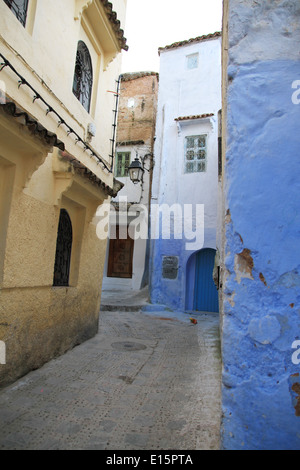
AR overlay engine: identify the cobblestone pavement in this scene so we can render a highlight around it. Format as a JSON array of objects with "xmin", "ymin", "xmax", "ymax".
[{"xmin": 0, "ymin": 308, "xmax": 221, "ymax": 450}]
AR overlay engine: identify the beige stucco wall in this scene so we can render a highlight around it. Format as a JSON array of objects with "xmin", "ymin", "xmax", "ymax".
[
  {"xmin": 0, "ymin": 109, "xmax": 109, "ymax": 387},
  {"xmin": 0, "ymin": 0, "xmax": 127, "ymax": 387},
  {"xmin": 0, "ymin": 0, "xmax": 127, "ymax": 186}
]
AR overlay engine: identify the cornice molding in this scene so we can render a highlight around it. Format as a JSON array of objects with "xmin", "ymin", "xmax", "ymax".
[
  {"xmin": 74, "ymin": 0, "xmax": 93, "ymax": 20},
  {"xmin": 74, "ymin": 0, "xmax": 128, "ymax": 58}
]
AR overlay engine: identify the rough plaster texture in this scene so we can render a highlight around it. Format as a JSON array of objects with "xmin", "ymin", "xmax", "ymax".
[
  {"xmin": 116, "ymin": 74, "xmax": 159, "ymax": 146},
  {"xmin": 227, "ymin": 0, "xmax": 300, "ymax": 64},
  {"xmin": 0, "ymin": 141, "xmax": 108, "ymax": 387},
  {"xmin": 221, "ymin": 0, "xmax": 300, "ymax": 450}
]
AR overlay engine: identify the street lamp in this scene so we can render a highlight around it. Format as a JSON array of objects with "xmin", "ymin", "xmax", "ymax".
[
  {"xmin": 128, "ymin": 156, "xmax": 145, "ymax": 184},
  {"xmin": 128, "ymin": 152, "xmax": 154, "ymax": 205},
  {"xmin": 128, "ymin": 153, "xmax": 154, "ymax": 185}
]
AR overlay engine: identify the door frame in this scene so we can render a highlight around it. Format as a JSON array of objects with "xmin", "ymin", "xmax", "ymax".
[{"xmin": 107, "ymin": 225, "xmax": 134, "ymax": 278}]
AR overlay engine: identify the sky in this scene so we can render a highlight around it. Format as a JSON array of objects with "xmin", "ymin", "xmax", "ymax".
[{"xmin": 121, "ymin": 0, "xmax": 223, "ymax": 73}]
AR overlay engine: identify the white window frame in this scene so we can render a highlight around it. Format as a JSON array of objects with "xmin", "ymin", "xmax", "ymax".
[{"xmin": 184, "ymin": 134, "xmax": 207, "ymax": 174}]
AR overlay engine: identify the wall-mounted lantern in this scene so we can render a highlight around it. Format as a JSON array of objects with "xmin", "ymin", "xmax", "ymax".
[
  {"xmin": 128, "ymin": 153, "xmax": 154, "ymax": 184},
  {"xmin": 128, "ymin": 157, "xmax": 144, "ymax": 184}
]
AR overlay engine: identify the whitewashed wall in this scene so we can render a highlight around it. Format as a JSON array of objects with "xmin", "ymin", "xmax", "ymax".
[{"xmin": 150, "ymin": 37, "xmax": 222, "ymax": 311}]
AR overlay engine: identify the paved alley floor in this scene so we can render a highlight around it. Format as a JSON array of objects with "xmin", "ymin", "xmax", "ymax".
[{"xmin": 0, "ymin": 307, "xmax": 222, "ymax": 450}]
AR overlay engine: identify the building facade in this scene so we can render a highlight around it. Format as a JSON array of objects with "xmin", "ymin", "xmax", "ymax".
[
  {"xmin": 149, "ymin": 33, "xmax": 222, "ymax": 312},
  {"xmin": 0, "ymin": 0, "xmax": 127, "ymax": 387},
  {"xmin": 221, "ymin": 0, "xmax": 300, "ymax": 449},
  {"xmin": 102, "ymin": 71, "xmax": 159, "ymax": 291}
]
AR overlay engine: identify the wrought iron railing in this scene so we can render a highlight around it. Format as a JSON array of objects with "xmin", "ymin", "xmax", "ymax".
[{"xmin": 0, "ymin": 52, "xmax": 114, "ymax": 173}]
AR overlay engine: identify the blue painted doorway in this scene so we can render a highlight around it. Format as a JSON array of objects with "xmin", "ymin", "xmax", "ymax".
[{"xmin": 194, "ymin": 248, "xmax": 219, "ymax": 312}]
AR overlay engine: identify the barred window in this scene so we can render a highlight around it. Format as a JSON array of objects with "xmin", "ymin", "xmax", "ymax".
[
  {"xmin": 3, "ymin": 0, "xmax": 29, "ymax": 27},
  {"xmin": 115, "ymin": 152, "xmax": 131, "ymax": 177},
  {"xmin": 72, "ymin": 41, "xmax": 93, "ymax": 113},
  {"xmin": 184, "ymin": 135, "xmax": 207, "ymax": 173},
  {"xmin": 53, "ymin": 209, "xmax": 73, "ymax": 287}
]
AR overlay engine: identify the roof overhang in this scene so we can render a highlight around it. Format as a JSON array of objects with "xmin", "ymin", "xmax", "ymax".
[
  {"xmin": 158, "ymin": 32, "xmax": 221, "ymax": 55},
  {"xmin": 0, "ymin": 97, "xmax": 65, "ymax": 151},
  {"xmin": 175, "ymin": 114, "xmax": 215, "ymax": 133},
  {"xmin": 75, "ymin": 0, "xmax": 128, "ymax": 67},
  {"xmin": 59, "ymin": 150, "xmax": 123, "ymax": 198}
]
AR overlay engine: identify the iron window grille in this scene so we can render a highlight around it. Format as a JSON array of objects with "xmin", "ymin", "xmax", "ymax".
[
  {"xmin": 3, "ymin": 0, "xmax": 29, "ymax": 26},
  {"xmin": 53, "ymin": 209, "xmax": 73, "ymax": 287},
  {"xmin": 72, "ymin": 41, "xmax": 93, "ymax": 113},
  {"xmin": 184, "ymin": 135, "xmax": 207, "ymax": 173},
  {"xmin": 115, "ymin": 152, "xmax": 131, "ymax": 177}
]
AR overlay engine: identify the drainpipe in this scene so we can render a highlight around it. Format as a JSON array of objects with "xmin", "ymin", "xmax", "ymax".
[{"xmin": 109, "ymin": 74, "xmax": 122, "ymax": 172}]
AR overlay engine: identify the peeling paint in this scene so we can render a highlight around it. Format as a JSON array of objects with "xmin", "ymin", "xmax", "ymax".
[
  {"xmin": 234, "ymin": 248, "xmax": 254, "ymax": 283},
  {"xmin": 227, "ymin": 292, "xmax": 236, "ymax": 307},
  {"xmin": 259, "ymin": 272, "xmax": 268, "ymax": 287},
  {"xmin": 292, "ymin": 383, "xmax": 300, "ymax": 417},
  {"xmin": 225, "ymin": 209, "xmax": 231, "ymax": 224},
  {"xmin": 289, "ymin": 374, "xmax": 300, "ymax": 417}
]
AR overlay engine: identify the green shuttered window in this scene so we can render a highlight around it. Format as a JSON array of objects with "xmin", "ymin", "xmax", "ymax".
[{"xmin": 115, "ymin": 152, "xmax": 131, "ymax": 177}]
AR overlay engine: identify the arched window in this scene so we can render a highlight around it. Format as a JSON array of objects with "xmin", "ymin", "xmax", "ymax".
[
  {"xmin": 53, "ymin": 209, "xmax": 73, "ymax": 287},
  {"xmin": 3, "ymin": 0, "xmax": 29, "ymax": 26},
  {"xmin": 72, "ymin": 41, "xmax": 93, "ymax": 113}
]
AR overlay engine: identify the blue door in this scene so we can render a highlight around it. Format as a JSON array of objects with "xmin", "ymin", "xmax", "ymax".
[{"xmin": 194, "ymin": 249, "xmax": 219, "ymax": 312}]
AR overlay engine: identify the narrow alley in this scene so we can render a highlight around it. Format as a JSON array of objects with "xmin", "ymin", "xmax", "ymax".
[
  {"xmin": 1, "ymin": 0, "xmax": 298, "ymax": 452},
  {"xmin": 0, "ymin": 291, "xmax": 221, "ymax": 451}
]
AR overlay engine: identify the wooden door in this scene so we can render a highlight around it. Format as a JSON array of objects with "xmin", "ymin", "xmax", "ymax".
[
  {"xmin": 107, "ymin": 226, "xmax": 134, "ymax": 278},
  {"xmin": 194, "ymin": 248, "xmax": 219, "ymax": 312}
]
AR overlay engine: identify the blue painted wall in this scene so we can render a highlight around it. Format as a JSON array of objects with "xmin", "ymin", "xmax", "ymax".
[
  {"xmin": 222, "ymin": 36, "xmax": 300, "ymax": 450},
  {"xmin": 150, "ymin": 227, "xmax": 216, "ymax": 312},
  {"xmin": 150, "ymin": 237, "xmax": 192, "ymax": 312}
]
